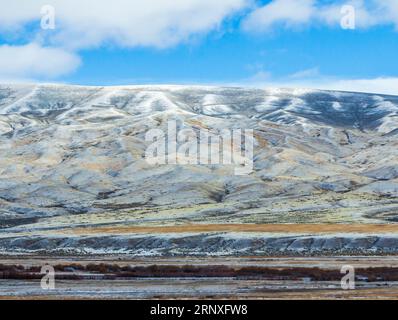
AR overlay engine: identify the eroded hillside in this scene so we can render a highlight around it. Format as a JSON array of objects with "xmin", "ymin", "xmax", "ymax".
[{"xmin": 0, "ymin": 84, "xmax": 398, "ymax": 255}]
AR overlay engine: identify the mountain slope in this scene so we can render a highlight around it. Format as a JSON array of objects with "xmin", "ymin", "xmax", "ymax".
[{"xmin": 0, "ymin": 84, "xmax": 398, "ymax": 255}]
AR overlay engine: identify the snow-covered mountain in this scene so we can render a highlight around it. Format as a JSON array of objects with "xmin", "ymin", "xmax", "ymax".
[
  {"xmin": 1, "ymin": 84, "xmax": 398, "ymax": 255},
  {"xmin": 2, "ymin": 84, "xmax": 398, "ymax": 132}
]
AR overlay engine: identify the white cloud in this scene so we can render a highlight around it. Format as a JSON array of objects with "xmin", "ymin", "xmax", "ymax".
[
  {"xmin": 288, "ymin": 67, "xmax": 320, "ymax": 79},
  {"xmin": 0, "ymin": 0, "xmax": 249, "ymax": 49},
  {"xmin": 0, "ymin": 1, "xmax": 40, "ymax": 30},
  {"xmin": 243, "ymin": 0, "xmax": 398, "ymax": 32},
  {"xmin": 317, "ymin": 0, "xmax": 379, "ymax": 28},
  {"xmin": 378, "ymin": 0, "xmax": 398, "ymax": 30},
  {"xmin": 247, "ymin": 70, "xmax": 272, "ymax": 82},
  {"xmin": 0, "ymin": 43, "xmax": 81, "ymax": 79},
  {"xmin": 0, "ymin": 0, "xmax": 248, "ymax": 79},
  {"xmin": 243, "ymin": 0, "xmax": 314, "ymax": 31}
]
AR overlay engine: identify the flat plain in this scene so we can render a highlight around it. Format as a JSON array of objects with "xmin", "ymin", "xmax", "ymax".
[{"xmin": 2, "ymin": 255, "xmax": 398, "ymax": 299}]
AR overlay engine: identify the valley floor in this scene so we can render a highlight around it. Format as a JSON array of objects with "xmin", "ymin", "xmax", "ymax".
[{"xmin": 1, "ymin": 255, "xmax": 398, "ymax": 300}]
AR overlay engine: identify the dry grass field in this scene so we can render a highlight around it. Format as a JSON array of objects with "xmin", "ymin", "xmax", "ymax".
[{"xmin": 60, "ymin": 223, "xmax": 398, "ymax": 236}]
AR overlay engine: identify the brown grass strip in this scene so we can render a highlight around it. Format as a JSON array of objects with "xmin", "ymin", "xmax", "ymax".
[{"xmin": 59, "ymin": 223, "xmax": 398, "ymax": 235}]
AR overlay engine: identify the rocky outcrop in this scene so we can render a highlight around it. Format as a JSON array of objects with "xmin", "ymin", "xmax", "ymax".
[{"xmin": 1, "ymin": 234, "xmax": 398, "ymax": 256}]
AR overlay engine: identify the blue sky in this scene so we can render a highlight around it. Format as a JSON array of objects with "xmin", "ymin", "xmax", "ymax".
[
  {"xmin": 1, "ymin": 0, "xmax": 398, "ymax": 94},
  {"xmin": 65, "ymin": 26, "xmax": 398, "ymax": 86}
]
